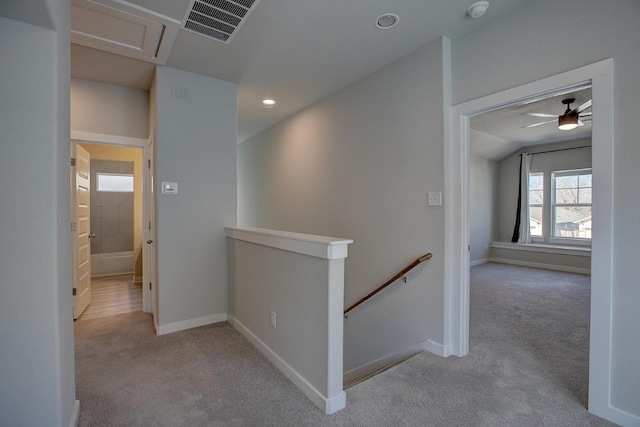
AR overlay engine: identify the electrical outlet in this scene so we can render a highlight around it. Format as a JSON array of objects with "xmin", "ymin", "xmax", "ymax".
[{"xmin": 270, "ymin": 311, "xmax": 277, "ymax": 328}]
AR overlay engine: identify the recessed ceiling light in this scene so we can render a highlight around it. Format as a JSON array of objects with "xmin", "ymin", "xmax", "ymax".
[
  {"xmin": 376, "ymin": 13, "xmax": 399, "ymax": 29},
  {"xmin": 467, "ymin": 1, "xmax": 489, "ymax": 19},
  {"xmin": 261, "ymin": 99, "xmax": 277, "ymax": 108}
]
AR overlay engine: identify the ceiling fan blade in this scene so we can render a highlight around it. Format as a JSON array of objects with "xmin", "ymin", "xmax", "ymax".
[
  {"xmin": 577, "ymin": 99, "xmax": 592, "ymax": 113},
  {"xmin": 579, "ymin": 112, "xmax": 592, "ymax": 116},
  {"xmin": 578, "ymin": 120, "xmax": 585, "ymax": 127},
  {"xmin": 522, "ymin": 119, "xmax": 556, "ymax": 128},
  {"xmin": 521, "ymin": 112, "xmax": 558, "ymax": 118}
]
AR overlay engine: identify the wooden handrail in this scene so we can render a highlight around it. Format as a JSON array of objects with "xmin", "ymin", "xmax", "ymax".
[{"xmin": 344, "ymin": 252, "xmax": 432, "ymax": 317}]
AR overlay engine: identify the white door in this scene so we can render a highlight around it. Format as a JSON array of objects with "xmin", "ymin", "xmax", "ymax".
[
  {"xmin": 73, "ymin": 144, "xmax": 92, "ymax": 319},
  {"xmin": 143, "ymin": 132, "xmax": 157, "ymax": 316}
]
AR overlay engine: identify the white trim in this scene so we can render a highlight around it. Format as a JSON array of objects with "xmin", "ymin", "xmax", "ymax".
[
  {"xmin": 225, "ymin": 226, "xmax": 353, "ymax": 260},
  {"xmin": 71, "ymin": 130, "xmax": 147, "ymax": 148},
  {"xmin": 606, "ymin": 405, "xmax": 640, "ymax": 427},
  {"xmin": 228, "ymin": 315, "xmax": 346, "ymax": 414},
  {"xmin": 470, "ymin": 258, "xmax": 489, "ymax": 267},
  {"xmin": 343, "ymin": 338, "xmax": 448, "ymax": 384},
  {"xmin": 489, "ymin": 257, "xmax": 590, "ymax": 275},
  {"xmin": 490, "ymin": 242, "xmax": 590, "ymax": 257},
  {"xmin": 69, "ymin": 400, "xmax": 80, "ymax": 427},
  {"xmin": 155, "ymin": 313, "xmax": 227, "ymax": 336},
  {"xmin": 445, "ymin": 59, "xmax": 614, "ymax": 419}
]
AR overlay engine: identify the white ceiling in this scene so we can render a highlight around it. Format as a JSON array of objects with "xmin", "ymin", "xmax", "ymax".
[
  {"xmin": 470, "ymin": 86, "xmax": 593, "ymax": 161},
  {"xmin": 69, "ymin": 0, "xmax": 534, "ymax": 141}
]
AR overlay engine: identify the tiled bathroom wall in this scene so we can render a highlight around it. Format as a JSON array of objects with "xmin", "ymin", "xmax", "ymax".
[{"xmin": 90, "ymin": 160, "xmax": 134, "ymax": 254}]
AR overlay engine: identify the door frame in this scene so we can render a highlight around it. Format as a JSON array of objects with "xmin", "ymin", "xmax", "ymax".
[
  {"xmin": 444, "ymin": 59, "xmax": 613, "ymax": 417},
  {"xmin": 71, "ymin": 130, "xmax": 155, "ymax": 315}
]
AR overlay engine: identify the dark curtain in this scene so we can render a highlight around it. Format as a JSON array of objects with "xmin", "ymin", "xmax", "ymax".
[{"xmin": 511, "ymin": 155, "xmax": 523, "ymax": 243}]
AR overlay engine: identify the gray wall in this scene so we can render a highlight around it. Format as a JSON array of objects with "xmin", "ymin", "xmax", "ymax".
[
  {"xmin": 90, "ymin": 160, "xmax": 134, "ymax": 254},
  {"xmin": 0, "ymin": 0, "xmax": 75, "ymax": 424},
  {"xmin": 239, "ymin": 38, "xmax": 448, "ymax": 372},
  {"xmin": 452, "ymin": 0, "xmax": 640, "ymax": 415},
  {"xmin": 469, "ymin": 156, "xmax": 498, "ymax": 262},
  {"xmin": 71, "ymin": 77, "xmax": 149, "ymax": 139},
  {"xmin": 497, "ymin": 139, "xmax": 592, "ymax": 243},
  {"xmin": 154, "ymin": 67, "xmax": 237, "ymax": 327}
]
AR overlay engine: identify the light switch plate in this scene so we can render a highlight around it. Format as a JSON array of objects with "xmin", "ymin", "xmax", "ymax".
[
  {"xmin": 428, "ymin": 191, "xmax": 442, "ymax": 206},
  {"xmin": 162, "ymin": 182, "xmax": 178, "ymax": 194}
]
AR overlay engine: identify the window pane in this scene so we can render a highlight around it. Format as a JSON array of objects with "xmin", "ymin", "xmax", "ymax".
[
  {"xmin": 579, "ymin": 188, "xmax": 592, "ymax": 204},
  {"xmin": 529, "ymin": 206, "xmax": 543, "ymax": 236},
  {"xmin": 529, "ymin": 174, "xmax": 543, "ymax": 191},
  {"xmin": 555, "ymin": 189, "xmax": 578, "ymax": 204},
  {"xmin": 530, "ymin": 190, "xmax": 543, "ymax": 205},
  {"xmin": 579, "ymin": 174, "xmax": 592, "ymax": 187},
  {"xmin": 554, "ymin": 206, "xmax": 591, "ymax": 238},
  {"xmin": 556, "ymin": 175, "xmax": 578, "ymax": 188},
  {"xmin": 97, "ymin": 173, "xmax": 134, "ymax": 192}
]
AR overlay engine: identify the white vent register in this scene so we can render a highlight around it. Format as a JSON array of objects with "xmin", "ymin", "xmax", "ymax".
[{"xmin": 183, "ymin": 0, "xmax": 262, "ymax": 43}]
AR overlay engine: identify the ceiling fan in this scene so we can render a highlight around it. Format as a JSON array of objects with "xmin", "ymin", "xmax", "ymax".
[{"xmin": 521, "ymin": 98, "xmax": 592, "ymax": 130}]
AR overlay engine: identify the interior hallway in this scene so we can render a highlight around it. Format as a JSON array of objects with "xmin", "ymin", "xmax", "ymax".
[{"xmin": 74, "ymin": 263, "xmax": 612, "ymax": 426}]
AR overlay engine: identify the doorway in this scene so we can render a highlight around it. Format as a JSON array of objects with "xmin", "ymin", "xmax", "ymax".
[
  {"xmin": 71, "ymin": 131, "xmax": 156, "ymax": 321},
  {"xmin": 444, "ymin": 59, "xmax": 614, "ymax": 417}
]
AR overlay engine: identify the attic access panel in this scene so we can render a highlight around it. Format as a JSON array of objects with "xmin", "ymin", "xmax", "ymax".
[{"xmin": 183, "ymin": 0, "xmax": 262, "ymax": 43}]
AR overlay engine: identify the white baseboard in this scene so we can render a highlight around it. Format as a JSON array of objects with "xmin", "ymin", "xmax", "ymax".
[
  {"xmin": 228, "ymin": 315, "xmax": 345, "ymax": 414},
  {"xmin": 69, "ymin": 400, "xmax": 80, "ymax": 427},
  {"xmin": 490, "ymin": 257, "xmax": 590, "ymax": 275},
  {"xmin": 344, "ymin": 338, "xmax": 446, "ymax": 384},
  {"xmin": 470, "ymin": 258, "xmax": 489, "ymax": 267},
  {"xmin": 91, "ymin": 271, "xmax": 134, "ymax": 278},
  {"xmin": 604, "ymin": 405, "xmax": 640, "ymax": 427},
  {"xmin": 156, "ymin": 313, "xmax": 227, "ymax": 336}
]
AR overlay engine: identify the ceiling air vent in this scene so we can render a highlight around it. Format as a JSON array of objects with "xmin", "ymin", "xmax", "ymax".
[{"xmin": 183, "ymin": 0, "xmax": 261, "ymax": 43}]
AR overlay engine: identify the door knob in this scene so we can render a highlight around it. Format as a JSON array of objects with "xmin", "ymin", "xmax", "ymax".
[
  {"xmin": 89, "ymin": 233, "xmax": 96, "ymax": 239},
  {"xmin": 147, "ymin": 240, "xmax": 153, "ymax": 244}
]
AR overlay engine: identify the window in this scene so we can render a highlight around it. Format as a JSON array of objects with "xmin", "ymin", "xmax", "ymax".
[
  {"xmin": 552, "ymin": 169, "xmax": 592, "ymax": 239},
  {"xmin": 528, "ymin": 172, "xmax": 543, "ymax": 237},
  {"xmin": 96, "ymin": 173, "xmax": 134, "ymax": 192}
]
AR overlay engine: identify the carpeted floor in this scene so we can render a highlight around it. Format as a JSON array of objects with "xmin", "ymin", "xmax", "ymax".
[{"xmin": 75, "ymin": 263, "xmax": 615, "ymax": 426}]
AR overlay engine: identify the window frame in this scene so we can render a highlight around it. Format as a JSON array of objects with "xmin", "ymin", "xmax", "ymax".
[{"xmin": 550, "ymin": 168, "xmax": 592, "ymax": 243}]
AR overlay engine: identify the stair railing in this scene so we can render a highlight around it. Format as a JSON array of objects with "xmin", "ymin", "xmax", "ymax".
[{"xmin": 343, "ymin": 253, "xmax": 432, "ymax": 318}]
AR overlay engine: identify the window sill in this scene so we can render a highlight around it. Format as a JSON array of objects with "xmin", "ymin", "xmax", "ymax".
[{"xmin": 491, "ymin": 241, "xmax": 591, "ymax": 257}]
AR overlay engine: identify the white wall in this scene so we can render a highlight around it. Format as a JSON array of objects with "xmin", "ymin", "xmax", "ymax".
[
  {"xmin": 0, "ymin": 0, "xmax": 75, "ymax": 424},
  {"xmin": 497, "ymin": 139, "xmax": 592, "ymax": 242},
  {"xmin": 469, "ymin": 156, "xmax": 498, "ymax": 263},
  {"xmin": 239, "ymin": 38, "xmax": 449, "ymax": 372},
  {"xmin": 452, "ymin": 0, "xmax": 640, "ymax": 417},
  {"xmin": 153, "ymin": 67, "xmax": 237, "ymax": 330},
  {"xmin": 71, "ymin": 77, "xmax": 149, "ymax": 139}
]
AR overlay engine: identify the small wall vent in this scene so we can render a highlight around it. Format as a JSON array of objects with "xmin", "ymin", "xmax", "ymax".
[{"xmin": 183, "ymin": 0, "xmax": 261, "ymax": 44}]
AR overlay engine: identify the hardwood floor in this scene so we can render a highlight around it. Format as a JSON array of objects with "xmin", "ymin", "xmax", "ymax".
[{"xmin": 77, "ymin": 274, "xmax": 142, "ymax": 321}]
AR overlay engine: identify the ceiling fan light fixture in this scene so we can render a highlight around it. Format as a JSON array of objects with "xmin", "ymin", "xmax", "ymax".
[{"xmin": 558, "ymin": 111, "xmax": 579, "ymax": 130}]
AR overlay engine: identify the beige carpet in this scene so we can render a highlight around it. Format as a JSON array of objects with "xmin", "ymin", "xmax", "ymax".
[
  {"xmin": 74, "ymin": 263, "xmax": 615, "ymax": 426},
  {"xmin": 77, "ymin": 274, "xmax": 142, "ymax": 321}
]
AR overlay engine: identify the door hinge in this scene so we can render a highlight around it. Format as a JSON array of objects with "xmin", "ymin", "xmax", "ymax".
[
  {"xmin": 72, "ymin": 288, "xmax": 77, "ymax": 296},
  {"xmin": 468, "ymin": 244, "xmax": 471, "ymax": 252},
  {"xmin": 148, "ymin": 221, "xmax": 151, "ymax": 231},
  {"xmin": 71, "ymin": 222, "xmax": 77, "ymax": 232},
  {"xmin": 149, "ymin": 282, "xmax": 152, "ymax": 290},
  {"xmin": 70, "ymin": 158, "xmax": 76, "ymax": 167},
  {"xmin": 148, "ymin": 159, "xmax": 151, "ymax": 169}
]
